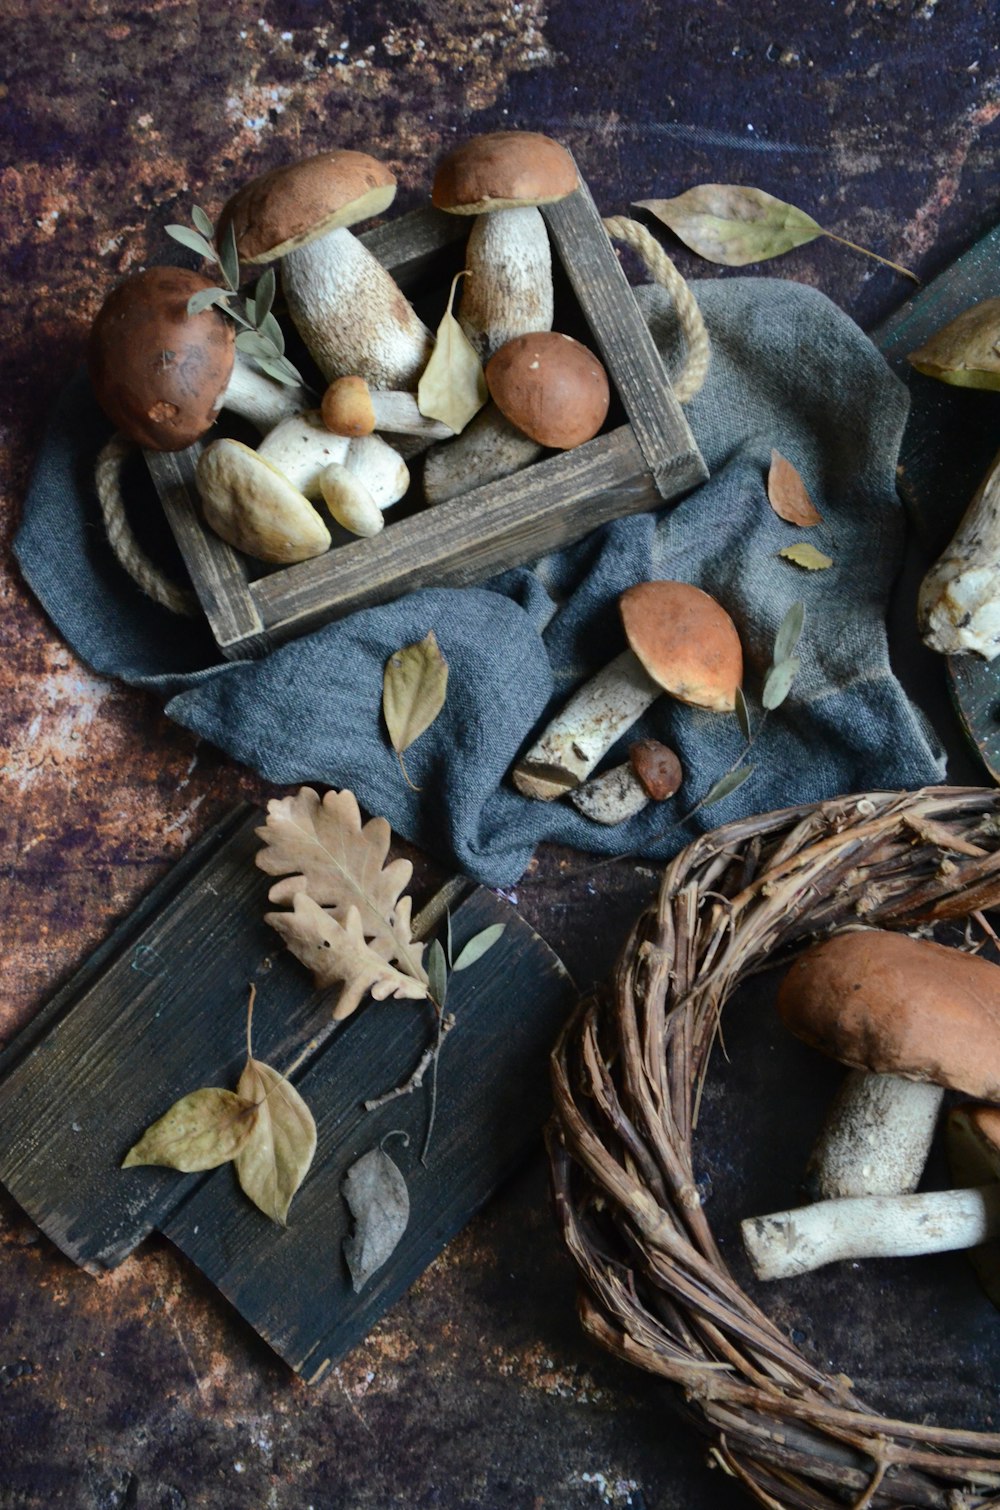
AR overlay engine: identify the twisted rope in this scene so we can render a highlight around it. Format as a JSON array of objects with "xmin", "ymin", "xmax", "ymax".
[
  {"xmin": 95, "ymin": 434, "xmax": 198, "ymax": 617},
  {"xmin": 603, "ymin": 214, "xmax": 711, "ymax": 402}
]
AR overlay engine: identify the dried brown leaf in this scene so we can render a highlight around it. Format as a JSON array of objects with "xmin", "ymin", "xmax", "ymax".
[
  {"xmin": 235, "ymin": 1057, "xmax": 317, "ymax": 1226},
  {"xmin": 417, "ymin": 271, "xmax": 488, "ymax": 433},
  {"xmin": 383, "ymin": 630, "xmax": 449, "ymax": 768},
  {"xmin": 779, "ymin": 542, "xmax": 833, "ymax": 571},
  {"xmin": 635, "ymin": 185, "xmax": 822, "ymax": 266},
  {"xmin": 266, "ymin": 893, "xmax": 429, "ymax": 1020},
  {"xmin": 767, "ymin": 450, "xmax": 822, "ymax": 526},
  {"xmin": 123, "ymin": 1088, "xmax": 257, "ymax": 1173},
  {"xmin": 907, "ymin": 298, "xmax": 1000, "ymax": 391}
]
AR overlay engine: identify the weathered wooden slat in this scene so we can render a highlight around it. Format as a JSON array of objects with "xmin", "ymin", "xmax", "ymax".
[
  {"xmin": 359, "ymin": 204, "xmax": 468, "ymax": 291},
  {"xmin": 250, "ymin": 425, "xmax": 697, "ymax": 643},
  {"xmin": 162, "ymin": 888, "xmax": 576, "ymax": 1380},
  {"xmin": 145, "ymin": 446, "xmax": 271, "ymax": 659},
  {"xmin": 542, "ymin": 179, "xmax": 707, "ymax": 499}
]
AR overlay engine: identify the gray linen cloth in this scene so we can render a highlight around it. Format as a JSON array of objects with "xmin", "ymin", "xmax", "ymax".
[{"xmin": 15, "ymin": 277, "xmax": 945, "ymax": 886}]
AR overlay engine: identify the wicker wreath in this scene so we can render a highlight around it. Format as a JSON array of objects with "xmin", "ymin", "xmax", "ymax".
[{"xmin": 548, "ymin": 786, "xmax": 1000, "ymax": 1510}]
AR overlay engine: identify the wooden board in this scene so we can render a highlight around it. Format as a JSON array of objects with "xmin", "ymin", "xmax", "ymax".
[
  {"xmin": 0, "ymin": 806, "xmax": 577, "ymax": 1377},
  {"xmin": 874, "ymin": 225, "xmax": 1000, "ymax": 779},
  {"xmin": 147, "ymin": 158, "xmax": 707, "ymax": 659}
]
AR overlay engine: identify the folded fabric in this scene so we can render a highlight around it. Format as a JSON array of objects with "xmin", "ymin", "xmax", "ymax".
[{"xmin": 15, "ymin": 276, "xmax": 945, "ymax": 886}]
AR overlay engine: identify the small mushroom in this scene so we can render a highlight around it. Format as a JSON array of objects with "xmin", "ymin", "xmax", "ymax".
[
  {"xmin": 87, "ymin": 266, "xmax": 311, "ymax": 450},
  {"xmin": 570, "ymin": 739, "xmax": 683, "ymax": 824},
  {"xmin": 256, "ymin": 411, "xmax": 409, "ymax": 507},
  {"xmin": 513, "ymin": 581, "xmax": 742, "ymax": 801},
  {"xmin": 918, "ymin": 446, "xmax": 1000, "ymax": 659},
  {"xmin": 486, "ymin": 332, "xmax": 610, "ymax": 450},
  {"xmin": 777, "ymin": 930, "xmax": 1000, "ymax": 1200},
  {"xmin": 196, "ymin": 438, "xmax": 331, "ymax": 563},
  {"xmin": 319, "ymin": 463, "xmax": 383, "ymax": 537},
  {"xmin": 217, "ymin": 150, "xmax": 433, "ymax": 390},
  {"xmin": 321, "ymin": 376, "xmax": 453, "ymax": 441}
]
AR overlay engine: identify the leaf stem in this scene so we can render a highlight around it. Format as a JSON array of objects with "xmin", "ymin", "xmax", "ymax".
[
  {"xmin": 820, "ymin": 230, "xmax": 919, "ymax": 284},
  {"xmin": 245, "ymin": 981, "xmax": 256, "ymax": 1061}
]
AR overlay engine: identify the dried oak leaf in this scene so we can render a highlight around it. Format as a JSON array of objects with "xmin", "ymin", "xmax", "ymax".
[
  {"xmin": 256, "ymin": 787, "xmax": 427, "ymax": 984},
  {"xmin": 767, "ymin": 450, "xmax": 822, "ymax": 526},
  {"xmin": 235, "ymin": 1057, "xmax": 317, "ymax": 1226},
  {"xmin": 266, "ymin": 893, "xmax": 429, "ymax": 1021}
]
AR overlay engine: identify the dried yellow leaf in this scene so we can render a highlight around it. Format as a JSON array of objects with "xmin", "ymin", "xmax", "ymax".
[
  {"xmin": 779, "ymin": 542, "xmax": 833, "ymax": 571},
  {"xmin": 418, "ymin": 270, "xmax": 488, "ymax": 433}
]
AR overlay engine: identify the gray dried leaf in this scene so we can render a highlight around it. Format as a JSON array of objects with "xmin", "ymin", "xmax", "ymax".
[
  {"xmin": 452, "ymin": 924, "xmax": 505, "ymax": 972},
  {"xmin": 342, "ymin": 1147, "xmax": 410, "ymax": 1292},
  {"xmin": 122, "ymin": 1088, "xmax": 257, "ymax": 1173},
  {"xmin": 235, "ymin": 1057, "xmax": 317, "ymax": 1226}
]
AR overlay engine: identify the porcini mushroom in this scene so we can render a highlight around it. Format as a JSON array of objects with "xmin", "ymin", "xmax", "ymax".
[
  {"xmin": 946, "ymin": 1103, "xmax": 1000, "ymax": 1308},
  {"xmin": 570, "ymin": 739, "xmax": 683, "ymax": 824},
  {"xmin": 513, "ymin": 581, "xmax": 742, "ymax": 801},
  {"xmin": 196, "ymin": 438, "xmax": 331, "ymax": 564},
  {"xmin": 321, "ymin": 375, "xmax": 453, "ymax": 441},
  {"xmin": 777, "ymin": 930, "xmax": 1000, "ymax": 1200},
  {"xmin": 486, "ymin": 332, "xmax": 610, "ymax": 450},
  {"xmin": 87, "ymin": 266, "xmax": 311, "ymax": 450},
  {"xmin": 216, "ymin": 150, "xmax": 432, "ymax": 390},
  {"xmin": 255, "ymin": 411, "xmax": 409, "ymax": 509}
]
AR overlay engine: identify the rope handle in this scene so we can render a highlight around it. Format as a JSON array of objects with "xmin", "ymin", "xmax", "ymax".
[{"xmin": 94, "ymin": 219, "xmax": 711, "ymax": 615}]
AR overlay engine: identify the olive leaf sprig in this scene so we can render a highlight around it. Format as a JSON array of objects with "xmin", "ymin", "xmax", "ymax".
[{"xmin": 165, "ymin": 206, "xmax": 306, "ymax": 388}]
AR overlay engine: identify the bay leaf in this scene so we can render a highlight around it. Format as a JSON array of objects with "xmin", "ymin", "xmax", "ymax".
[
  {"xmin": 762, "ymin": 656, "xmax": 801, "ymax": 711},
  {"xmin": 773, "ymin": 601, "xmax": 806, "ymax": 665},
  {"xmin": 635, "ymin": 185, "xmax": 821, "ymax": 266},
  {"xmin": 342, "ymin": 1147, "xmax": 410, "ymax": 1293},
  {"xmin": 907, "ymin": 298, "xmax": 1000, "ymax": 391},
  {"xmin": 235, "ymin": 1057, "xmax": 317, "ymax": 1226},
  {"xmin": 451, "ymin": 923, "xmax": 505, "ymax": 972},
  {"xmin": 767, "ymin": 450, "xmax": 822, "ymax": 526},
  {"xmin": 779, "ymin": 542, "xmax": 833, "ymax": 571},
  {"xmin": 383, "ymin": 630, "xmax": 449, "ymax": 758},
  {"xmin": 417, "ymin": 271, "xmax": 488, "ymax": 434},
  {"xmin": 702, "ymin": 764, "xmax": 754, "ymax": 808},
  {"xmin": 123, "ymin": 1087, "xmax": 257, "ymax": 1173}
]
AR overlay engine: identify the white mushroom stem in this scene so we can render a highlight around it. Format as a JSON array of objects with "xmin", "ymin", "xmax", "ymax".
[
  {"xmin": 512, "ymin": 650, "xmax": 659, "ymax": 801},
  {"xmin": 458, "ymin": 206, "xmax": 554, "ymax": 363},
  {"xmin": 221, "ymin": 350, "xmax": 313, "ymax": 432},
  {"xmin": 423, "ymin": 402, "xmax": 543, "ymax": 506},
  {"xmin": 918, "ymin": 445, "xmax": 1000, "ymax": 659},
  {"xmin": 320, "ymin": 464, "xmax": 383, "ymax": 537},
  {"xmin": 281, "ymin": 228, "xmax": 433, "ymax": 389},
  {"xmin": 364, "ymin": 391, "xmax": 453, "ymax": 439},
  {"xmin": 256, "ymin": 411, "xmax": 408, "ymax": 506},
  {"xmin": 570, "ymin": 763, "xmax": 651, "ymax": 824},
  {"xmin": 741, "ymin": 1183, "xmax": 1000, "ymax": 1282},
  {"xmin": 805, "ymin": 1072, "xmax": 945, "ymax": 1200},
  {"xmin": 343, "ymin": 433, "xmax": 410, "ymax": 511}
]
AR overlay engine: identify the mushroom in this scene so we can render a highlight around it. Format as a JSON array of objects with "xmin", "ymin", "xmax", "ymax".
[
  {"xmin": 777, "ymin": 930, "xmax": 1000, "ymax": 1200},
  {"xmin": 319, "ymin": 464, "xmax": 383, "ymax": 538},
  {"xmin": 570, "ymin": 739, "xmax": 683, "ymax": 824},
  {"xmin": 917, "ymin": 446, "xmax": 1000, "ymax": 659},
  {"xmin": 216, "ymin": 149, "xmax": 432, "ymax": 390},
  {"xmin": 255, "ymin": 411, "xmax": 409, "ymax": 510},
  {"xmin": 87, "ymin": 266, "xmax": 311, "ymax": 450},
  {"xmin": 742, "ymin": 1103, "xmax": 1000, "ymax": 1283},
  {"xmin": 321, "ymin": 376, "xmax": 453, "ymax": 441},
  {"xmin": 196, "ymin": 438, "xmax": 331, "ymax": 564},
  {"xmin": 512, "ymin": 580, "xmax": 742, "ymax": 801}
]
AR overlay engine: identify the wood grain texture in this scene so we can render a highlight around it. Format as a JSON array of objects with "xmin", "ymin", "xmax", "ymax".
[{"xmin": 359, "ymin": 205, "xmax": 468, "ymax": 293}]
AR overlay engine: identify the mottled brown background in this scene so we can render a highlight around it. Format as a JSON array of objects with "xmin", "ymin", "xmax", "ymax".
[{"xmin": 1, "ymin": 3, "xmax": 999, "ymax": 1507}]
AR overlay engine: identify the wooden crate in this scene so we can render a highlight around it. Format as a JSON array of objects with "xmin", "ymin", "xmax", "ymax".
[{"xmin": 148, "ymin": 165, "xmax": 707, "ymax": 659}]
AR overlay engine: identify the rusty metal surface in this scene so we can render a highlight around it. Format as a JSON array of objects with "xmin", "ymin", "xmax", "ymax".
[{"xmin": 2, "ymin": 2, "xmax": 999, "ymax": 1505}]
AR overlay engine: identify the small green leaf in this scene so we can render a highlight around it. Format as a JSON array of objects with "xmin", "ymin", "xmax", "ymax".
[
  {"xmin": 452, "ymin": 924, "xmax": 505, "ymax": 972},
  {"xmin": 259, "ymin": 309, "xmax": 286, "ymax": 355},
  {"xmin": 635, "ymin": 185, "xmax": 822, "ymax": 267},
  {"xmin": 235, "ymin": 329, "xmax": 275, "ymax": 358},
  {"xmin": 253, "ymin": 353, "xmax": 305, "ymax": 387},
  {"xmin": 254, "ymin": 266, "xmax": 277, "ymax": 326},
  {"xmin": 417, "ymin": 271, "xmax": 488, "ymax": 433},
  {"xmin": 165, "ymin": 224, "xmax": 219, "ymax": 263},
  {"xmin": 446, "ymin": 907, "xmax": 454, "ymax": 969},
  {"xmin": 123, "ymin": 1087, "xmax": 257, "ymax": 1173},
  {"xmin": 191, "ymin": 205, "xmax": 215, "ymax": 239},
  {"xmin": 773, "ymin": 601, "xmax": 806, "ymax": 665},
  {"xmin": 427, "ymin": 937, "xmax": 448, "ymax": 1009},
  {"xmin": 186, "ymin": 287, "xmax": 232, "ymax": 317},
  {"xmin": 734, "ymin": 685, "xmax": 752, "ymax": 742},
  {"xmin": 383, "ymin": 630, "xmax": 449, "ymax": 757},
  {"xmin": 702, "ymin": 765, "xmax": 754, "ymax": 808},
  {"xmin": 218, "ymin": 220, "xmax": 240, "ymax": 291},
  {"xmin": 779, "ymin": 542, "xmax": 833, "ymax": 571},
  {"xmin": 762, "ymin": 657, "xmax": 800, "ymax": 711}
]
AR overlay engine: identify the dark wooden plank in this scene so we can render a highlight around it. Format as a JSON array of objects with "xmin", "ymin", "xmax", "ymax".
[
  {"xmin": 542, "ymin": 179, "xmax": 707, "ymax": 499},
  {"xmin": 250, "ymin": 425, "xmax": 703, "ymax": 643},
  {"xmin": 359, "ymin": 204, "xmax": 468, "ymax": 292},
  {"xmin": 145, "ymin": 446, "xmax": 270, "ymax": 659},
  {"xmin": 162, "ymin": 889, "xmax": 576, "ymax": 1381}
]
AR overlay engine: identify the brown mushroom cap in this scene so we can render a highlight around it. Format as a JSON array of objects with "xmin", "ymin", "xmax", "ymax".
[
  {"xmin": 629, "ymin": 739, "xmax": 683, "ymax": 801},
  {"xmin": 87, "ymin": 267, "xmax": 235, "ymax": 451},
  {"xmin": 778, "ymin": 930, "xmax": 1000, "ymax": 1099},
  {"xmin": 618, "ymin": 581, "xmax": 743, "ymax": 713},
  {"xmin": 217, "ymin": 149, "xmax": 397, "ymax": 264},
  {"xmin": 432, "ymin": 131, "xmax": 579, "ymax": 215},
  {"xmin": 321, "ymin": 375, "xmax": 376, "ymax": 437},
  {"xmin": 485, "ymin": 332, "xmax": 609, "ymax": 449}
]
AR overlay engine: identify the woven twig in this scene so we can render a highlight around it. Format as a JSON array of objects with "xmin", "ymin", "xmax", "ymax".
[
  {"xmin": 95, "ymin": 434, "xmax": 198, "ymax": 616},
  {"xmin": 603, "ymin": 214, "xmax": 711, "ymax": 402},
  {"xmin": 549, "ymin": 786, "xmax": 1000, "ymax": 1510}
]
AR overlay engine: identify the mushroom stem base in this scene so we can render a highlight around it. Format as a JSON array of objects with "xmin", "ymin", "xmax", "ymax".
[{"xmin": 805, "ymin": 1072, "xmax": 944, "ymax": 1199}]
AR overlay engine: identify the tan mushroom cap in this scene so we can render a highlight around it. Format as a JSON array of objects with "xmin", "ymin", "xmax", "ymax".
[
  {"xmin": 196, "ymin": 438, "xmax": 331, "ymax": 564},
  {"xmin": 432, "ymin": 131, "xmax": 578, "ymax": 215},
  {"xmin": 485, "ymin": 332, "xmax": 609, "ymax": 449},
  {"xmin": 217, "ymin": 149, "xmax": 397, "ymax": 264},
  {"xmin": 87, "ymin": 267, "xmax": 235, "ymax": 451},
  {"xmin": 321, "ymin": 376, "xmax": 376, "ymax": 437},
  {"xmin": 618, "ymin": 581, "xmax": 743, "ymax": 713},
  {"xmin": 778, "ymin": 930, "xmax": 1000, "ymax": 1099}
]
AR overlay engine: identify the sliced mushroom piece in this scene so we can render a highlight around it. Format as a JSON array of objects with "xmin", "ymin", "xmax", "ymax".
[
  {"xmin": 87, "ymin": 266, "xmax": 310, "ymax": 450},
  {"xmin": 570, "ymin": 740, "xmax": 683, "ymax": 824},
  {"xmin": 513, "ymin": 581, "xmax": 742, "ymax": 800},
  {"xmin": 778, "ymin": 929, "xmax": 1000, "ymax": 1200},
  {"xmin": 217, "ymin": 150, "xmax": 432, "ymax": 390},
  {"xmin": 256, "ymin": 411, "xmax": 409, "ymax": 508},
  {"xmin": 196, "ymin": 438, "xmax": 331, "ymax": 563},
  {"xmin": 321, "ymin": 376, "xmax": 453, "ymax": 441},
  {"xmin": 918, "ymin": 446, "xmax": 1000, "ymax": 659}
]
